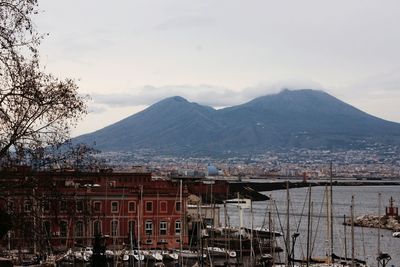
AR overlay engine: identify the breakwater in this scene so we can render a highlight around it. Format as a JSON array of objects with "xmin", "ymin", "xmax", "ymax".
[{"xmin": 345, "ymin": 215, "xmax": 400, "ymax": 231}]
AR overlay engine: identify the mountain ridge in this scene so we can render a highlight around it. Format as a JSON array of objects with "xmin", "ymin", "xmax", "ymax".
[{"xmin": 75, "ymin": 89, "xmax": 400, "ymax": 155}]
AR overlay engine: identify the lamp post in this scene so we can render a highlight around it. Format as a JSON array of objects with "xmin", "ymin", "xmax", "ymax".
[
  {"xmin": 377, "ymin": 253, "xmax": 391, "ymax": 267},
  {"xmin": 291, "ymin": 232, "xmax": 300, "ymax": 267}
]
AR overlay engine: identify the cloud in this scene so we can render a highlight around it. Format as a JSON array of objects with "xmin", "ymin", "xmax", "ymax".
[
  {"xmin": 91, "ymin": 81, "xmax": 325, "ymax": 108},
  {"xmin": 349, "ymin": 68, "xmax": 400, "ymax": 96},
  {"xmin": 242, "ymin": 80, "xmax": 325, "ymax": 100},
  {"xmin": 88, "ymin": 105, "xmax": 107, "ymax": 114},
  {"xmin": 91, "ymin": 85, "xmax": 236, "ymax": 107},
  {"xmin": 155, "ymin": 16, "xmax": 215, "ymax": 31}
]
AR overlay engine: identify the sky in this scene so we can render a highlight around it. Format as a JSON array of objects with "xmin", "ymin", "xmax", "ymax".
[{"xmin": 35, "ymin": 0, "xmax": 400, "ymax": 136}]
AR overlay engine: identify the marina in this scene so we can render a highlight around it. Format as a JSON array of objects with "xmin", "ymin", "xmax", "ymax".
[
  {"xmin": 2, "ymin": 0, "xmax": 400, "ymax": 266},
  {"xmin": 1, "ymin": 173, "xmax": 399, "ymax": 266},
  {"xmin": 222, "ymin": 185, "xmax": 400, "ymax": 266}
]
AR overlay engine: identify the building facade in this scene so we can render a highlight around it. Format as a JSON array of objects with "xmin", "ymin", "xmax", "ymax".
[{"xmin": 0, "ymin": 170, "xmax": 189, "ymax": 252}]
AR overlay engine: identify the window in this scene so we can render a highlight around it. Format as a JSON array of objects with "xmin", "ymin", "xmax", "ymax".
[
  {"xmin": 43, "ymin": 200, "xmax": 50, "ymax": 212},
  {"xmin": 60, "ymin": 221, "xmax": 68, "ymax": 237},
  {"xmin": 24, "ymin": 222, "xmax": 33, "ymax": 239},
  {"xmin": 75, "ymin": 221, "xmax": 84, "ymax": 237},
  {"xmin": 128, "ymin": 221, "xmax": 136, "ymax": 236},
  {"xmin": 93, "ymin": 221, "xmax": 102, "ymax": 235},
  {"xmin": 128, "ymin": 201, "xmax": 136, "ymax": 212},
  {"xmin": 76, "ymin": 200, "xmax": 83, "ymax": 212},
  {"xmin": 43, "ymin": 221, "xmax": 51, "ymax": 237},
  {"xmin": 145, "ymin": 201, "xmax": 153, "ymax": 212},
  {"xmin": 93, "ymin": 201, "xmax": 101, "ymax": 212},
  {"xmin": 111, "ymin": 201, "xmax": 119, "ymax": 213},
  {"xmin": 24, "ymin": 200, "xmax": 32, "ymax": 212},
  {"xmin": 175, "ymin": 201, "xmax": 181, "ymax": 212},
  {"xmin": 7, "ymin": 201, "xmax": 14, "ymax": 213},
  {"xmin": 60, "ymin": 200, "xmax": 67, "ymax": 212},
  {"xmin": 175, "ymin": 220, "xmax": 181, "ymax": 235},
  {"xmin": 204, "ymin": 218, "xmax": 214, "ymax": 227},
  {"xmin": 145, "ymin": 220, "xmax": 153, "ymax": 236},
  {"xmin": 160, "ymin": 221, "xmax": 167, "ymax": 236},
  {"xmin": 160, "ymin": 201, "xmax": 167, "ymax": 213},
  {"xmin": 111, "ymin": 220, "xmax": 119, "ymax": 236}
]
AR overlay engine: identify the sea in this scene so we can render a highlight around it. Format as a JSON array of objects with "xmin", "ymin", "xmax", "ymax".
[{"xmin": 223, "ymin": 184, "xmax": 400, "ymax": 267}]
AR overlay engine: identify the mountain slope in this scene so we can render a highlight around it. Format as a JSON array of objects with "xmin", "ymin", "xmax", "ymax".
[
  {"xmin": 77, "ymin": 96, "xmax": 224, "ymax": 152},
  {"xmin": 214, "ymin": 89, "xmax": 400, "ymax": 149},
  {"xmin": 75, "ymin": 90, "xmax": 400, "ymax": 154}
]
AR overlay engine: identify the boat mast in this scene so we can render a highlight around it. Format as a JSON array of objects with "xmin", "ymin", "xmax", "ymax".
[
  {"xmin": 200, "ymin": 196, "xmax": 204, "ymax": 267},
  {"xmin": 351, "ymin": 195, "xmax": 355, "ymax": 267},
  {"xmin": 238, "ymin": 192, "xmax": 243, "ymax": 265},
  {"xmin": 224, "ymin": 190, "xmax": 228, "ymax": 258},
  {"xmin": 130, "ymin": 220, "xmax": 133, "ymax": 266},
  {"xmin": 286, "ymin": 181, "xmax": 290, "ymax": 266},
  {"xmin": 268, "ymin": 195, "xmax": 275, "ymax": 266},
  {"xmin": 310, "ymin": 201, "xmax": 314, "ymax": 258},
  {"xmin": 137, "ymin": 185, "xmax": 142, "ymax": 267},
  {"xmin": 329, "ymin": 162, "xmax": 334, "ymax": 264},
  {"xmin": 250, "ymin": 199, "xmax": 254, "ymax": 266},
  {"xmin": 306, "ymin": 185, "xmax": 312, "ymax": 267},
  {"xmin": 180, "ymin": 179, "xmax": 183, "ymax": 267},
  {"xmin": 325, "ymin": 185, "xmax": 330, "ymax": 265},
  {"xmin": 156, "ymin": 191, "xmax": 160, "ymax": 256},
  {"xmin": 377, "ymin": 192, "xmax": 381, "ymax": 267},
  {"xmin": 344, "ymin": 214, "xmax": 347, "ymax": 260}
]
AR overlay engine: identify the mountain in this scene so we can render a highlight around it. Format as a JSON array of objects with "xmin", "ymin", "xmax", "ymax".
[{"xmin": 75, "ymin": 89, "xmax": 400, "ymax": 155}]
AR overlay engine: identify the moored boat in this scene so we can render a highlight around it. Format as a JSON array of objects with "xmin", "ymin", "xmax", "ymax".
[
  {"xmin": 142, "ymin": 250, "xmax": 163, "ymax": 261},
  {"xmin": 205, "ymin": 246, "xmax": 236, "ymax": 258},
  {"xmin": 162, "ymin": 250, "xmax": 179, "ymax": 261},
  {"xmin": 176, "ymin": 249, "xmax": 206, "ymax": 259},
  {"xmin": 244, "ymin": 226, "xmax": 283, "ymax": 238}
]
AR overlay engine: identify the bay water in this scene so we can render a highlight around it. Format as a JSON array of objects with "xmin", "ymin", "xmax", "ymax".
[{"xmin": 223, "ymin": 185, "xmax": 400, "ymax": 266}]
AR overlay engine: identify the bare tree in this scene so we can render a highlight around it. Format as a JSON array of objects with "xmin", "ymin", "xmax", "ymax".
[
  {"xmin": 0, "ymin": 0, "xmax": 87, "ymax": 161},
  {"xmin": 30, "ymin": 141, "xmax": 106, "ymax": 171},
  {"xmin": 0, "ymin": 1, "xmax": 88, "ymax": 248}
]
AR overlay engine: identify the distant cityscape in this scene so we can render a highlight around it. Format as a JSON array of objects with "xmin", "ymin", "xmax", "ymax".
[{"xmin": 95, "ymin": 144, "xmax": 400, "ymax": 180}]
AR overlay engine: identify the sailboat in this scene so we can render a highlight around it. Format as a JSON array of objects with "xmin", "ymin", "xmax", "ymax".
[
  {"xmin": 161, "ymin": 250, "xmax": 179, "ymax": 261},
  {"xmin": 123, "ymin": 224, "xmax": 145, "ymax": 263},
  {"xmin": 142, "ymin": 250, "xmax": 163, "ymax": 261},
  {"xmin": 244, "ymin": 226, "xmax": 283, "ymax": 239}
]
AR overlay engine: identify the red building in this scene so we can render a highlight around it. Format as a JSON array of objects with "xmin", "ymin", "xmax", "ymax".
[{"xmin": 0, "ymin": 170, "xmax": 189, "ymax": 252}]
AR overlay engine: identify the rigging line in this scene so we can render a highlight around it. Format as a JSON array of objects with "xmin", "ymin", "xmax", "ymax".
[
  {"xmin": 261, "ymin": 207, "xmax": 268, "ymax": 229},
  {"xmin": 260, "ymin": 193, "xmax": 270, "ymax": 229},
  {"xmin": 332, "ymin": 199, "xmax": 353, "ymax": 264},
  {"xmin": 273, "ymin": 199, "xmax": 290, "ymax": 260},
  {"xmin": 310, "ymin": 187, "xmax": 327, "ymax": 256},
  {"xmin": 361, "ymin": 221, "xmax": 366, "ymax": 263},
  {"xmin": 271, "ymin": 199, "xmax": 279, "ymax": 266},
  {"xmin": 295, "ymin": 186, "xmax": 309, "ymax": 233},
  {"xmin": 292, "ymin": 185, "xmax": 313, "ymax": 262},
  {"xmin": 332, "ymin": 203, "xmax": 351, "ymax": 264},
  {"xmin": 268, "ymin": 194, "xmax": 280, "ymax": 266},
  {"xmin": 348, "ymin": 196, "xmax": 367, "ymax": 264},
  {"xmin": 288, "ymin": 189, "xmax": 306, "ymax": 261}
]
